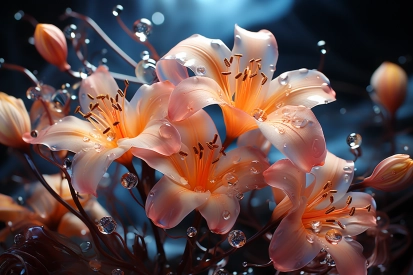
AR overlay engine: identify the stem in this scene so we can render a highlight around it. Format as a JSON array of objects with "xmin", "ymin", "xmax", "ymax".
[{"xmin": 0, "ymin": 62, "xmax": 39, "ymax": 85}]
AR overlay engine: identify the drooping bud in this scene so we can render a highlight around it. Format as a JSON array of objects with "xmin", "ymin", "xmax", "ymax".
[
  {"xmin": 362, "ymin": 154, "xmax": 413, "ymax": 192},
  {"xmin": 0, "ymin": 92, "xmax": 31, "ymax": 150},
  {"xmin": 370, "ymin": 62, "xmax": 407, "ymax": 116},
  {"xmin": 34, "ymin": 24, "xmax": 70, "ymax": 71}
]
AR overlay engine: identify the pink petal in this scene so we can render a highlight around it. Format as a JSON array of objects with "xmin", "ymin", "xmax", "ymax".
[
  {"xmin": 264, "ymin": 159, "xmax": 305, "ymax": 207},
  {"xmin": 22, "ymin": 116, "xmax": 100, "ymax": 153},
  {"xmin": 237, "ymin": 129, "xmax": 271, "ymax": 156},
  {"xmin": 71, "ymin": 146, "xmax": 128, "ymax": 196},
  {"xmin": 232, "ymin": 25, "xmax": 278, "ymax": 88},
  {"xmin": 118, "ymin": 119, "xmax": 180, "ymax": 156},
  {"xmin": 323, "ymin": 239, "xmax": 367, "ymax": 275},
  {"xmin": 78, "ymin": 66, "xmax": 119, "ymax": 113},
  {"xmin": 265, "ymin": 69, "xmax": 336, "ymax": 108},
  {"xmin": 308, "ymin": 151, "xmax": 354, "ymax": 209},
  {"xmin": 168, "ymin": 76, "xmax": 227, "ymax": 121},
  {"xmin": 145, "ymin": 176, "xmax": 210, "ymax": 229},
  {"xmin": 197, "ymin": 191, "xmax": 239, "ymax": 234},
  {"xmin": 156, "ymin": 34, "xmax": 231, "ymax": 86},
  {"xmin": 213, "ymin": 146, "xmax": 270, "ymax": 193},
  {"xmin": 257, "ymin": 105, "xmax": 326, "ymax": 172},
  {"xmin": 269, "ymin": 197, "xmax": 321, "ymax": 271},
  {"xmin": 221, "ymin": 104, "xmax": 259, "ymax": 140}
]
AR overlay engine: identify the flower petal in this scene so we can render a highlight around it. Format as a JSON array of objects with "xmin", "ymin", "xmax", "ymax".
[
  {"xmin": 269, "ymin": 197, "xmax": 321, "ymax": 271},
  {"xmin": 145, "ymin": 176, "xmax": 210, "ymax": 229},
  {"xmin": 71, "ymin": 146, "xmax": 128, "ymax": 196},
  {"xmin": 156, "ymin": 34, "xmax": 231, "ymax": 86},
  {"xmin": 237, "ymin": 129, "xmax": 272, "ymax": 156},
  {"xmin": 119, "ymin": 119, "xmax": 180, "ymax": 156},
  {"xmin": 0, "ymin": 194, "xmax": 31, "ymax": 222},
  {"xmin": 309, "ymin": 151, "xmax": 354, "ymax": 209},
  {"xmin": 257, "ymin": 105, "xmax": 326, "ymax": 172},
  {"xmin": 57, "ymin": 212, "xmax": 88, "ymax": 237},
  {"xmin": 265, "ymin": 69, "xmax": 336, "ymax": 109},
  {"xmin": 264, "ymin": 159, "xmax": 305, "ymax": 207},
  {"xmin": 78, "ymin": 66, "xmax": 119, "ymax": 113},
  {"xmin": 22, "ymin": 116, "xmax": 102, "ymax": 153},
  {"xmin": 323, "ymin": 239, "xmax": 368, "ymax": 275},
  {"xmin": 198, "ymin": 191, "xmax": 239, "ymax": 234},
  {"xmin": 168, "ymin": 76, "xmax": 227, "ymax": 121},
  {"xmin": 221, "ymin": 104, "xmax": 259, "ymax": 141}
]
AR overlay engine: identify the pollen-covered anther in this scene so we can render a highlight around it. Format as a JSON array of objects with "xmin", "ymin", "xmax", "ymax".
[
  {"xmin": 364, "ymin": 204, "xmax": 372, "ymax": 212},
  {"xmin": 212, "ymin": 134, "xmax": 218, "ymax": 144},
  {"xmin": 206, "ymin": 142, "xmax": 214, "ymax": 150},
  {"xmin": 229, "ymin": 56, "xmax": 234, "ymax": 63},
  {"xmin": 346, "ymin": 196, "xmax": 352, "ymax": 205},
  {"xmin": 74, "ymin": 106, "xmax": 81, "ymax": 114},
  {"xmin": 87, "ymin": 93, "xmax": 94, "ymax": 100},
  {"xmin": 179, "ymin": 150, "xmax": 188, "ymax": 157},
  {"xmin": 337, "ymin": 221, "xmax": 345, "ymax": 229},
  {"xmin": 219, "ymin": 147, "xmax": 227, "ymax": 156},
  {"xmin": 193, "ymin": 146, "xmax": 199, "ymax": 155},
  {"xmin": 325, "ymin": 206, "xmax": 336, "ymax": 214},
  {"xmin": 115, "ymin": 94, "xmax": 119, "ymax": 102},
  {"xmin": 330, "ymin": 189, "xmax": 338, "ymax": 193},
  {"xmin": 103, "ymin": 127, "xmax": 111, "ymax": 134},
  {"xmin": 222, "ymin": 71, "xmax": 231, "ymax": 75},
  {"xmin": 224, "ymin": 58, "xmax": 231, "ymax": 67},
  {"xmin": 212, "ymin": 158, "xmax": 220, "ymax": 164},
  {"xmin": 113, "ymin": 121, "xmax": 120, "ymax": 126},
  {"xmin": 83, "ymin": 112, "xmax": 93, "ymax": 119},
  {"xmin": 234, "ymin": 53, "xmax": 243, "ymax": 57},
  {"xmin": 116, "ymin": 103, "xmax": 122, "ymax": 111},
  {"xmin": 323, "ymin": 181, "xmax": 332, "ymax": 190},
  {"xmin": 249, "ymin": 73, "xmax": 257, "ymax": 78},
  {"xmin": 96, "ymin": 94, "xmax": 106, "ymax": 100},
  {"xmin": 112, "ymin": 103, "xmax": 119, "ymax": 111},
  {"xmin": 329, "ymin": 195, "xmax": 334, "ymax": 203},
  {"xmin": 198, "ymin": 142, "xmax": 204, "ymax": 151},
  {"xmin": 349, "ymin": 207, "xmax": 356, "ymax": 216},
  {"xmin": 124, "ymin": 79, "xmax": 129, "ymax": 86},
  {"xmin": 326, "ymin": 219, "xmax": 336, "ymax": 223},
  {"xmin": 91, "ymin": 103, "xmax": 99, "ymax": 111},
  {"xmin": 117, "ymin": 89, "xmax": 124, "ymax": 98},
  {"xmin": 235, "ymin": 72, "xmax": 243, "ymax": 79}
]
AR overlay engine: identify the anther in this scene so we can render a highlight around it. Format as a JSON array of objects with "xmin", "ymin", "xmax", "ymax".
[
  {"xmin": 234, "ymin": 53, "xmax": 243, "ymax": 57},
  {"xmin": 325, "ymin": 206, "xmax": 335, "ymax": 214},
  {"xmin": 249, "ymin": 73, "xmax": 257, "ymax": 78},
  {"xmin": 257, "ymin": 63, "xmax": 262, "ymax": 70},
  {"xmin": 330, "ymin": 190, "xmax": 338, "ymax": 193},
  {"xmin": 329, "ymin": 195, "xmax": 334, "ymax": 203},
  {"xmin": 206, "ymin": 142, "xmax": 214, "ymax": 150},
  {"xmin": 91, "ymin": 103, "xmax": 99, "ymax": 111},
  {"xmin": 219, "ymin": 147, "xmax": 227, "ymax": 156},
  {"xmin": 106, "ymin": 94, "xmax": 109, "ymax": 100},
  {"xmin": 323, "ymin": 181, "xmax": 332, "ymax": 190},
  {"xmin": 325, "ymin": 219, "xmax": 336, "ymax": 223},
  {"xmin": 103, "ymin": 127, "xmax": 111, "ymax": 134},
  {"xmin": 193, "ymin": 146, "xmax": 199, "ymax": 155},
  {"xmin": 198, "ymin": 142, "xmax": 204, "ymax": 151},
  {"xmin": 213, "ymin": 144, "xmax": 219, "ymax": 148},
  {"xmin": 74, "ymin": 106, "xmax": 81, "ymax": 113},
  {"xmin": 255, "ymin": 58, "xmax": 262, "ymax": 62},
  {"xmin": 96, "ymin": 95, "xmax": 106, "ymax": 100},
  {"xmin": 242, "ymin": 73, "xmax": 248, "ymax": 81},
  {"xmin": 199, "ymin": 151, "xmax": 203, "ymax": 159},
  {"xmin": 229, "ymin": 56, "xmax": 234, "ymax": 63},
  {"xmin": 212, "ymin": 134, "xmax": 218, "ymax": 144},
  {"xmin": 179, "ymin": 151, "xmax": 188, "ymax": 157},
  {"xmin": 235, "ymin": 72, "xmax": 243, "ymax": 79},
  {"xmin": 110, "ymin": 97, "xmax": 114, "ymax": 104},
  {"xmin": 115, "ymin": 94, "xmax": 119, "ymax": 102},
  {"xmin": 87, "ymin": 93, "xmax": 94, "ymax": 100},
  {"xmin": 212, "ymin": 158, "xmax": 220, "ymax": 164},
  {"xmin": 116, "ymin": 103, "xmax": 123, "ymax": 111},
  {"xmin": 364, "ymin": 204, "xmax": 371, "ymax": 212},
  {"xmin": 112, "ymin": 103, "xmax": 119, "ymax": 110},
  {"xmin": 346, "ymin": 196, "xmax": 352, "ymax": 205},
  {"xmin": 249, "ymin": 58, "xmax": 254, "ymax": 63},
  {"xmin": 337, "ymin": 221, "xmax": 345, "ymax": 229},
  {"xmin": 261, "ymin": 77, "xmax": 268, "ymax": 85},
  {"xmin": 113, "ymin": 121, "xmax": 120, "ymax": 126},
  {"xmin": 117, "ymin": 89, "xmax": 124, "ymax": 97},
  {"xmin": 124, "ymin": 79, "xmax": 129, "ymax": 86},
  {"xmin": 83, "ymin": 112, "xmax": 93, "ymax": 119},
  {"xmin": 224, "ymin": 58, "xmax": 231, "ymax": 67},
  {"xmin": 349, "ymin": 207, "xmax": 355, "ymax": 216},
  {"xmin": 321, "ymin": 193, "xmax": 328, "ymax": 198},
  {"xmin": 221, "ymin": 71, "xmax": 231, "ymax": 75}
]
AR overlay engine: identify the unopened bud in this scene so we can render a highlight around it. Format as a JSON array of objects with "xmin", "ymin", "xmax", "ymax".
[
  {"xmin": 362, "ymin": 154, "xmax": 413, "ymax": 192},
  {"xmin": 34, "ymin": 24, "xmax": 70, "ymax": 71}
]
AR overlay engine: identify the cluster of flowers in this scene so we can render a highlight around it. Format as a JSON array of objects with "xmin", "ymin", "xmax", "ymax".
[{"xmin": 0, "ymin": 9, "xmax": 412, "ymax": 275}]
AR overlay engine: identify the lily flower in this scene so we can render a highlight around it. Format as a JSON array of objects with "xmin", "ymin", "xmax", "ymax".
[
  {"xmin": 0, "ymin": 92, "xmax": 31, "ymax": 150},
  {"xmin": 133, "ymin": 110, "xmax": 270, "ymax": 234},
  {"xmin": 157, "ymin": 25, "xmax": 335, "ymax": 171},
  {"xmin": 23, "ymin": 66, "xmax": 181, "ymax": 195},
  {"xmin": 264, "ymin": 152, "xmax": 376, "ymax": 275},
  {"xmin": 0, "ymin": 174, "xmax": 108, "ymax": 241}
]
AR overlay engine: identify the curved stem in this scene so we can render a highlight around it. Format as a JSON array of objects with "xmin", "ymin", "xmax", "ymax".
[{"xmin": 0, "ymin": 62, "xmax": 39, "ymax": 85}]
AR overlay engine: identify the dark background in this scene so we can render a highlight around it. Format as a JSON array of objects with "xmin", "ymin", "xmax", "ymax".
[{"xmin": 0, "ymin": 0, "xmax": 412, "ymax": 274}]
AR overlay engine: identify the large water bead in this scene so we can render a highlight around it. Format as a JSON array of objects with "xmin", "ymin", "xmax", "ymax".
[
  {"xmin": 325, "ymin": 229, "xmax": 343, "ymax": 245},
  {"xmin": 346, "ymin": 133, "xmax": 362, "ymax": 149},
  {"xmin": 227, "ymin": 230, "xmax": 246, "ymax": 248},
  {"xmin": 97, "ymin": 216, "xmax": 117, "ymax": 234},
  {"xmin": 120, "ymin": 172, "xmax": 138, "ymax": 189}
]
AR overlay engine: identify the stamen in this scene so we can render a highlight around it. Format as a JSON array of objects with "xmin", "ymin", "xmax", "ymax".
[
  {"xmin": 337, "ymin": 221, "xmax": 345, "ymax": 229},
  {"xmin": 242, "ymin": 73, "xmax": 248, "ymax": 81},
  {"xmin": 349, "ymin": 207, "xmax": 355, "ymax": 216},
  {"xmin": 212, "ymin": 158, "xmax": 220, "ymax": 164},
  {"xmin": 235, "ymin": 72, "xmax": 243, "ymax": 79},
  {"xmin": 323, "ymin": 181, "xmax": 332, "ymax": 190},
  {"xmin": 325, "ymin": 206, "xmax": 335, "ymax": 214},
  {"xmin": 103, "ymin": 127, "xmax": 111, "ymax": 134},
  {"xmin": 179, "ymin": 151, "xmax": 188, "ymax": 157},
  {"xmin": 206, "ymin": 142, "xmax": 214, "ymax": 150},
  {"xmin": 255, "ymin": 58, "xmax": 262, "ymax": 62},
  {"xmin": 330, "ymin": 190, "xmax": 338, "ymax": 193},
  {"xmin": 83, "ymin": 112, "xmax": 93, "ymax": 119},
  {"xmin": 212, "ymin": 144, "xmax": 219, "ymax": 148},
  {"xmin": 219, "ymin": 147, "xmax": 227, "ymax": 156},
  {"xmin": 89, "ymin": 103, "xmax": 93, "ymax": 110},
  {"xmin": 224, "ymin": 58, "xmax": 231, "ymax": 67},
  {"xmin": 326, "ymin": 219, "xmax": 335, "ymax": 223},
  {"xmin": 87, "ymin": 93, "xmax": 94, "ymax": 100},
  {"xmin": 96, "ymin": 94, "xmax": 106, "ymax": 100},
  {"xmin": 113, "ymin": 121, "xmax": 120, "ymax": 126},
  {"xmin": 198, "ymin": 142, "xmax": 204, "ymax": 151},
  {"xmin": 257, "ymin": 63, "xmax": 262, "ymax": 70},
  {"xmin": 199, "ymin": 151, "xmax": 203, "ymax": 159},
  {"xmin": 74, "ymin": 106, "xmax": 81, "ymax": 114},
  {"xmin": 321, "ymin": 193, "xmax": 328, "ymax": 198},
  {"xmin": 249, "ymin": 58, "xmax": 255, "ymax": 63},
  {"xmin": 124, "ymin": 79, "xmax": 129, "ymax": 86},
  {"xmin": 91, "ymin": 103, "xmax": 99, "ymax": 111},
  {"xmin": 116, "ymin": 103, "xmax": 123, "ymax": 111},
  {"xmin": 110, "ymin": 97, "xmax": 114, "ymax": 103},
  {"xmin": 112, "ymin": 103, "xmax": 119, "ymax": 110},
  {"xmin": 229, "ymin": 56, "xmax": 234, "ymax": 63},
  {"xmin": 346, "ymin": 196, "xmax": 352, "ymax": 205},
  {"xmin": 365, "ymin": 204, "xmax": 372, "ymax": 212},
  {"xmin": 329, "ymin": 196, "xmax": 334, "ymax": 203},
  {"xmin": 221, "ymin": 71, "xmax": 231, "ymax": 75},
  {"xmin": 117, "ymin": 89, "xmax": 124, "ymax": 97},
  {"xmin": 106, "ymin": 94, "xmax": 109, "ymax": 100},
  {"xmin": 249, "ymin": 73, "xmax": 257, "ymax": 78},
  {"xmin": 234, "ymin": 53, "xmax": 243, "ymax": 57},
  {"xmin": 115, "ymin": 94, "xmax": 119, "ymax": 102},
  {"xmin": 261, "ymin": 77, "xmax": 268, "ymax": 85},
  {"xmin": 193, "ymin": 146, "xmax": 199, "ymax": 155},
  {"xmin": 212, "ymin": 134, "xmax": 218, "ymax": 144}
]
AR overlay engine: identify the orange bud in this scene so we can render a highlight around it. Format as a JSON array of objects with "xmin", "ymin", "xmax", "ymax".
[
  {"xmin": 362, "ymin": 154, "xmax": 413, "ymax": 192},
  {"xmin": 0, "ymin": 92, "xmax": 31, "ymax": 150},
  {"xmin": 34, "ymin": 24, "xmax": 70, "ymax": 71},
  {"xmin": 370, "ymin": 62, "xmax": 407, "ymax": 116}
]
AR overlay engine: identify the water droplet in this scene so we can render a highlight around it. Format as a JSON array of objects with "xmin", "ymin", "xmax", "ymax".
[
  {"xmin": 187, "ymin": 226, "xmax": 197, "ymax": 237},
  {"xmin": 275, "ymin": 127, "xmax": 285, "ymax": 134},
  {"xmin": 16, "ymin": 196, "xmax": 24, "ymax": 205},
  {"xmin": 235, "ymin": 34, "xmax": 242, "ymax": 44},
  {"xmin": 228, "ymin": 230, "xmax": 246, "ymax": 248},
  {"xmin": 26, "ymin": 86, "xmax": 41, "ymax": 100},
  {"xmin": 194, "ymin": 186, "xmax": 205, "ymax": 193},
  {"xmin": 325, "ymin": 229, "xmax": 342, "ymax": 245},
  {"xmin": 30, "ymin": 130, "xmax": 38, "ymax": 138},
  {"xmin": 214, "ymin": 268, "xmax": 229, "ymax": 275},
  {"xmin": 251, "ymin": 108, "xmax": 267, "ymax": 122},
  {"xmin": 344, "ymin": 174, "xmax": 350, "ymax": 182},
  {"xmin": 135, "ymin": 59, "xmax": 157, "ymax": 84},
  {"xmin": 64, "ymin": 24, "xmax": 77, "ymax": 39},
  {"xmin": 89, "ymin": 259, "xmax": 101, "ymax": 271},
  {"xmin": 133, "ymin": 18, "xmax": 152, "ymax": 37},
  {"xmin": 403, "ymin": 145, "xmax": 409, "ymax": 151},
  {"xmin": 269, "ymin": 64, "xmax": 275, "ymax": 72},
  {"xmin": 299, "ymin": 68, "xmax": 309, "ymax": 74},
  {"xmin": 159, "ymin": 123, "xmax": 175, "ymax": 138},
  {"xmin": 278, "ymin": 72, "xmax": 289, "ymax": 85},
  {"xmin": 222, "ymin": 210, "xmax": 231, "ymax": 220},
  {"xmin": 63, "ymin": 158, "xmax": 72, "ymax": 169},
  {"xmin": 179, "ymin": 177, "xmax": 188, "ymax": 185},
  {"xmin": 97, "ymin": 216, "xmax": 117, "ymax": 234},
  {"xmin": 106, "ymin": 132, "xmax": 116, "ymax": 142},
  {"xmin": 376, "ymin": 211, "xmax": 390, "ymax": 230},
  {"xmin": 311, "ymin": 220, "xmax": 322, "ymax": 233},
  {"xmin": 343, "ymin": 166, "xmax": 352, "ymax": 172},
  {"xmin": 149, "ymin": 191, "xmax": 155, "ymax": 197},
  {"xmin": 121, "ymin": 172, "xmax": 138, "ymax": 189},
  {"xmin": 236, "ymin": 192, "xmax": 244, "ymax": 200},
  {"xmin": 250, "ymin": 166, "xmax": 259, "ymax": 174},
  {"xmin": 346, "ymin": 133, "xmax": 362, "ymax": 149},
  {"xmin": 112, "ymin": 5, "xmax": 123, "ymax": 16},
  {"xmin": 83, "ymin": 136, "xmax": 90, "ymax": 142},
  {"xmin": 112, "ymin": 269, "xmax": 124, "ymax": 275},
  {"xmin": 94, "ymin": 143, "xmax": 102, "ymax": 152},
  {"xmin": 317, "ymin": 40, "xmax": 328, "ymax": 55},
  {"xmin": 344, "ymin": 235, "xmax": 353, "ymax": 242},
  {"xmin": 231, "ymin": 155, "xmax": 241, "ymax": 164},
  {"xmin": 52, "ymin": 90, "xmax": 71, "ymax": 111},
  {"xmin": 140, "ymin": 50, "xmax": 150, "ymax": 60},
  {"xmin": 223, "ymin": 172, "xmax": 238, "ymax": 186},
  {"xmin": 50, "ymin": 146, "xmax": 57, "ymax": 151},
  {"xmin": 306, "ymin": 233, "xmax": 315, "ymax": 244},
  {"xmin": 210, "ymin": 40, "xmax": 221, "ymax": 48},
  {"xmin": 196, "ymin": 65, "xmax": 206, "ymax": 76},
  {"xmin": 80, "ymin": 241, "xmax": 92, "ymax": 252},
  {"xmin": 312, "ymin": 137, "xmax": 325, "ymax": 158},
  {"xmin": 320, "ymin": 253, "xmax": 335, "ymax": 266},
  {"xmin": 14, "ymin": 233, "xmax": 25, "ymax": 245},
  {"xmin": 291, "ymin": 117, "xmax": 309, "ymax": 128}
]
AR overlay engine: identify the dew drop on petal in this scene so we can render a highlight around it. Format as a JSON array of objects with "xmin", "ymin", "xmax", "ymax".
[
  {"xmin": 306, "ymin": 233, "xmax": 315, "ymax": 244},
  {"xmin": 291, "ymin": 117, "xmax": 309, "ymax": 128},
  {"xmin": 344, "ymin": 235, "xmax": 353, "ymax": 242},
  {"xmin": 235, "ymin": 34, "xmax": 242, "ymax": 44},
  {"xmin": 343, "ymin": 166, "xmax": 352, "ymax": 172},
  {"xmin": 311, "ymin": 220, "xmax": 322, "ymax": 233},
  {"xmin": 222, "ymin": 210, "xmax": 231, "ymax": 220},
  {"xmin": 97, "ymin": 216, "xmax": 117, "ymax": 234},
  {"xmin": 251, "ymin": 108, "xmax": 267, "ymax": 122},
  {"xmin": 196, "ymin": 65, "xmax": 206, "ymax": 76},
  {"xmin": 344, "ymin": 174, "xmax": 350, "ymax": 182},
  {"xmin": 187, "ymin": 226, "xmax": 197, "ymax": 237},
  {"xmin": 106, "ymin": 132, "xmax": 116, "ymax": 142},
  {"xmin": 278, "ymin": 72, "xmax": 289, "ymax": 85},
  {"xmin": 50, "ymin": 146, "xmax": 57, "ymax": 151},
  {"xmin": 121, "ymin": 172, "xmax": 138, "ymax": 189},
  {"xmin": 159, "ymin": 122, "xmax": 174, "ymax": 138},
  {"xmin": 94, "ymin": 143, "xmax": 102, "ymax": 152},
  {"xmin": 83, "ymin": 136, "xmax": 90, "ymax": 142},
  {"xmin": 317, "ymin": 40, "xmax": 328, "ymax": 55},
  {"xmin": 250, "ymin": 166, "xmax": 259, "ymax": 174},
  {"xmin": 193, "ymin": 186, "xmax": 205, "ymax": 193},
  {"xmin": 80, "ymin": 241, "xmax": 92, "ymax": 252},
  {"xmin": 269, "ymin": 64, "xmax": 275, "ymax": 72},
  {"xmin": 325, "ymin": 229, "xmax": 342, "ymax": 245},
  {"xmin": 26, "ymin": 86, "xmax": 41, "ymax": 101},
  {"xmin": 210, "ymin": 40, "xmax": 221, "ymax": 48},
  {"xmin": 299, "ymin": 68, "xmax": 309, "ymax": 74},
  {"xmin": 89, "ymin": 259, "xmax": 101, "ymax": 271},
  {"xmin": 135, "ymin": 59, "xmax": 157, "ymax": 83},
  {"xmin": 140, "ymin": 50, "xmax": 150, "ymax": 60},
  {"xmin": 112, "ymin": 269, "xmax": 124, "ymax": 275},
  {"xmin": 346, "ymin": 133, "xmax": 362, "ymax": 149},
  {"xmin": 30, "ymin": 130, "xmax": 38, "ymax": 138},
  {"xmin": 223, "ymin": 172, "xmax": 239, "ymax": 186},
  {"xmin": 133, "ymin": 18, "xmax": 152, "ymax": 37},
  {"xmin": 312, "ymin": 137, "xmax": 325, "ymax": 158},
  {"xmin": 14, "ymin": 233, "xmax": 25, "ymax": 245},
  {"xmin": 228, "ymin": 230, "xmax": 246, "ymax": 248},
  {"xmin": 236, "ymin": 192, "xmax": 244, "ymax": 200}
]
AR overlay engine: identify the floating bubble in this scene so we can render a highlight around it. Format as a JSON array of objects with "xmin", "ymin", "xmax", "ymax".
[
  {"xmin": 187, "ymin": 226, "xmax": 197, "ymax": 237},
  {"xmin": 228, "ymin": 230, "xmax": 246, "ymax": 248},
  {"xmin": 152, "ymin": 12, "xmax": 164, "ymax": 25},
  {"xmin": 121, "ymin": 172, "xmax": 138, "ymax": 189},
  {"xmin": 133, "ymin": 18, "xmax": 152, "ymax": 37},
  {"xmin": 346, "ymin": 133, "xmax": 362, "ymax": 149},
  {"xmin": 97, "ymin": 216, "xmax": 117, "ymax": 234},
  {"xmin": 140, "ymin": 50, "xmax": 150, "ymax": 60}
]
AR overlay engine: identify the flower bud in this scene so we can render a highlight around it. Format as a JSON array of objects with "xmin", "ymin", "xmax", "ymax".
[
  {"xmin": 0, "ymin": 92, "xmax": 31, "ymax": 150},
  {"xmin": 34, "ymin": 24, "xmax": 70, "ymax": 71},
  {"xmin": 362, "ymin": 154, "xmax": 413, "ymax": 192},
  {"xmin": 370, "ymin": 62, "xmax": 407, "ymax": 116}
]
